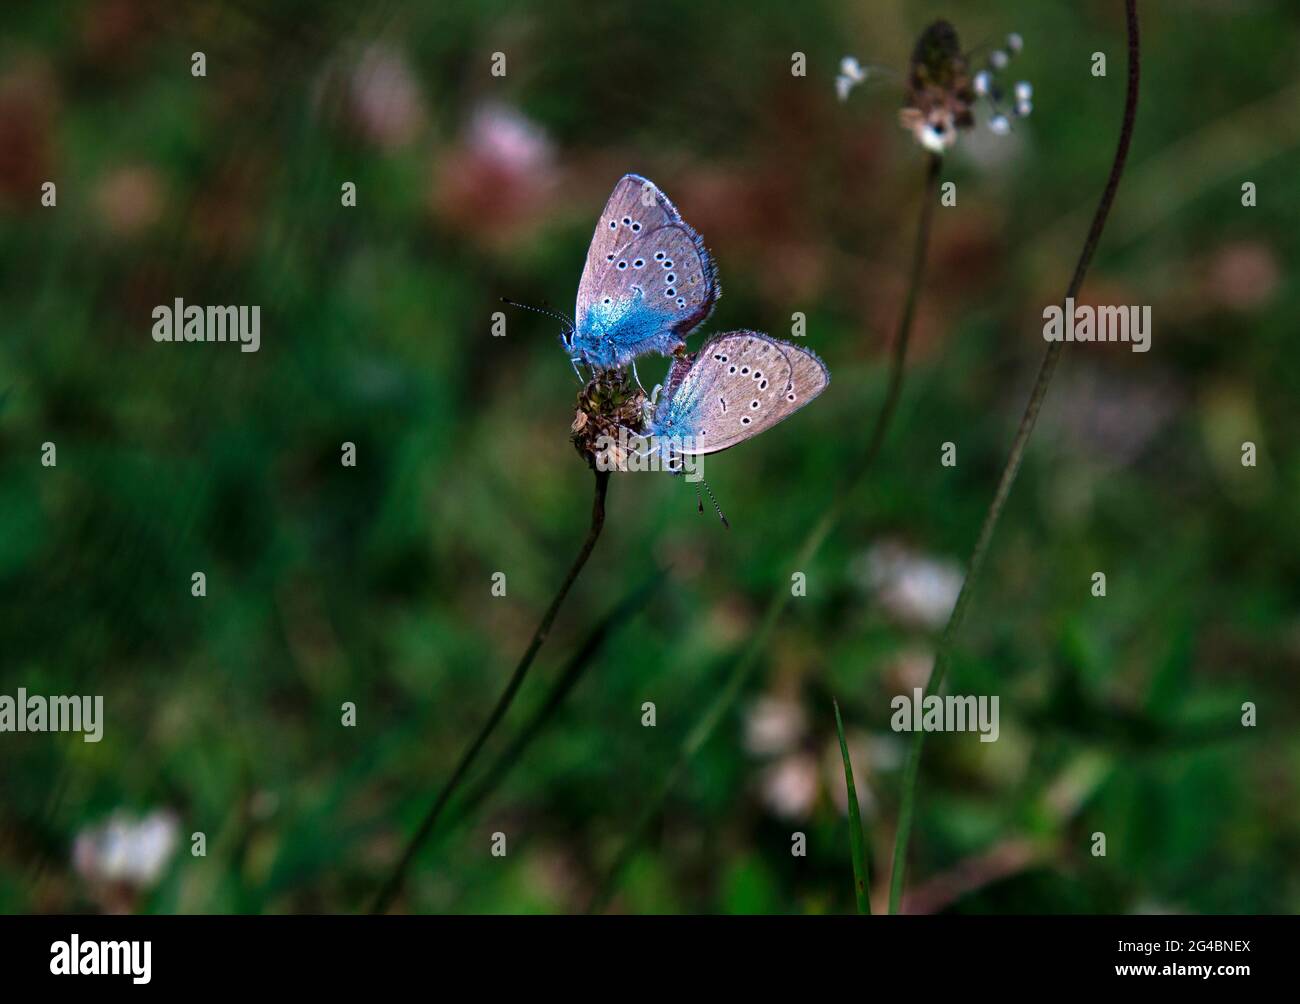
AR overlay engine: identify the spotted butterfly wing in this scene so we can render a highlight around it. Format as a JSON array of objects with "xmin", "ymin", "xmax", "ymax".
[
  {"xmin": 648, "ymin": 332, "xmax": 829, "ymax": 456},
  {"xmin": 571, "ymin": 174, "xmax": 720, "ymax": 369}
]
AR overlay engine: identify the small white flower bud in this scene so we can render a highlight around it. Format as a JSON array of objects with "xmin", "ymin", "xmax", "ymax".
[
  {"xmin": 974, "ymin": 71, "xmax": 992, "ymax": 96},
  {"xmin": 1007, "ymin": 33, "xmax": 1024, "ymax": 53},
  {"xmin": 991, "ymin": 50, "xmax": 1009, "ymax": 70},
  {"xmin": 1014, "ymin": 81, "xmax": 1033, "ymax": 102},
  {"xmin": 920, "ymin": 124, "xmax": 947, "ymax": 153},
  {"xmin": 989, "ymin": 114, "xmax": 1011, "ymax": 135},
  {"xmin": 1015, "ymin": 99, "xmax": 1033, "ymax": 118}
]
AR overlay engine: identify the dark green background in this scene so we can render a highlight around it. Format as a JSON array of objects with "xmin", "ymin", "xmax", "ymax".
[{"xmin": 1, "ymin": 0, "xmax": 1296, "ymax": 913}]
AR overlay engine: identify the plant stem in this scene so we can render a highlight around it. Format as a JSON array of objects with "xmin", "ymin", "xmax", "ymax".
[
  {"xmin": 886, "ymin": 0, "xmax": 1142, "ymax": 915},
  {"xmin": 834, "ymin": 698, "xmax": 872, "ymax": 914},
  {"xmin": 443, "ymin": 569, "xmax": 665, "ymax": 833},
  {"xmin": 588, "ymin": 154, "xmax": 942, "ymax": 912},
  {"xmin": 371, "ymin": 468, "xmax": 611, "ymax": 914}
]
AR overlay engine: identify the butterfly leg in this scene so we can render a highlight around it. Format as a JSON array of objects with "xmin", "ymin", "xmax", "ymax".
[
  {"xmin": 632, "ymin": 438, "xmax": 657, "ymax": 459},
  {"xmin": 611, "ymin": 422, "xmax": 655, "ymax": 458},
  {"xmin": 630, "ymin": 359, "xmax": 647, "ymax": 394},
  {"xmin": 640, "ymin": 385, "xmax": 660, "ymax": 426},
  {"xmin": 570, "ymin": 356, "xmax": 584, "ymax": 382}
]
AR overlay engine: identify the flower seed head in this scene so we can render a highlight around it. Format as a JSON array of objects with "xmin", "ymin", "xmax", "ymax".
[
  {"xmin": 900, "ymin": 20, "xmax": 975, "ymax": 154},
  {"xmin": 571, "ymin": 367, "xmax": 647, "ymax": 470}
]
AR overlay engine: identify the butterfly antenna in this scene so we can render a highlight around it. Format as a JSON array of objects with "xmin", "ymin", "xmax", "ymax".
[
  {"xmin": 500, "ymin": 297, "xmax": 575, "ymax": 336},
  {"xmin": 698, "ymin": 479, "xmax": 730, "ymax": 530}
]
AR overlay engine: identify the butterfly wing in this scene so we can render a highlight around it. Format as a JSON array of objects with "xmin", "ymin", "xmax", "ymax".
[
  {"xmin": 574, "ymin": 174, "xmax": 719, "ymax": 364},
  {"xmin": 656, "ymin": 332, "xmax": 829, "ymax": 455}
]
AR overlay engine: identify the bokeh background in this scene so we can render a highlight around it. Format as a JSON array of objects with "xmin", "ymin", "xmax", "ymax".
[{"xmin": 2, "ymin": 0, "xmax": 1297, "ymax": 914}]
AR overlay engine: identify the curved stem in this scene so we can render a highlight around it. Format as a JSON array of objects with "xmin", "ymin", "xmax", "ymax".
[
  {"xmin": 887, "ymin": 0, "xmax": 1142, "ymax": 914},
  {"xmin": 588, "ymin": 154, "xmax": 942, "ymax": 912},
  {"xmin": 444, "ymin": 569, "xmax": 664, "ymax": 834},
  {"xmin": 371, "ymin": 468, "xmax": 611, "ymax": 913},
  {"xmin": 860, "ymin": 152, "xmax": 942, "ymax": 471}
]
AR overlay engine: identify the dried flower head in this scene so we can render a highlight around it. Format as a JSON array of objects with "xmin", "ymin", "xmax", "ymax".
[
  {"xmin": 840, "ymin": 22, "xmax": 1034, "ymax": 154},
  {"xmin": 571, "ymin": 367, "xmax": 647, "ymax": 471},
  {"xmin": 898, "ymin": 20, "xmax": 975, "ymax": 154}
]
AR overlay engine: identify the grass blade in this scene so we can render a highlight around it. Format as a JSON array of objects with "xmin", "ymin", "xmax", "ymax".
[{"xmin": 833, "ymin": 698, "xmax": 871, "ymax": 915}]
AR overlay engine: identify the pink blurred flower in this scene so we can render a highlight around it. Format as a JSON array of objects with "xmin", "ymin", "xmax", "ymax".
[
  {"xmin": 1205, "ymin": 241, "xmax": 1279, "ymax": 312},
  {"xmin": 431, "ymin": 102, "xmax": 557, "ymax": 245},
  {"xmin": 853, "ymin": 540, "xmax": 963, "ymax": 630},
  {"xmin": 94, "ymin": 165, "xmax": 165, "ymax": 236},
  {"xmin": 745, "ymin": 691, "xmax": 891, "ymax": 821},
  {"xmin": 346, "ymin": 43, "xmax": 427, "ymax": 150},
  {"xmin": 759, "ymin": 753, "xmax": 820, "ymax": 820},
  {"xmin": 0, "ymin": 60, "xmax": 58, "ymax": 211},
  {"xmin": 1049, "ymin": 365, "xmax": 1178, "ymax": 468},
  {"xmin": 744, "ymin": 695, "xmax": 808, "ymax": 757},
  {"xmin": 882, "ymin": 647, "xmax": 936, "ymax": 693}
]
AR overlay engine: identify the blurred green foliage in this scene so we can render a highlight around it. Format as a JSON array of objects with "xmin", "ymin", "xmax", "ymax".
[{"xmin": 1, "ymin": 0, "xmax": 1298, "ymax": 914}]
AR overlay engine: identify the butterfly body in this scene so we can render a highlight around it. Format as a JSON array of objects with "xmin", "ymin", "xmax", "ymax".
[
  {"xmin": 569, "ymin": 174, "xmax": 719, "ymax": 370},
  {"xmin": 569, "ymin": 293, "xmax": 684, "ymax": 370},
  {"xmin": 644, "ymin": 331, "xmax": 830, "ymax": 468}
]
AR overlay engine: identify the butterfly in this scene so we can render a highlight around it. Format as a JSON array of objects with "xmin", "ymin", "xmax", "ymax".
[
  {"xmin": 564, "ymin": 174, "xmax": 720, "ymax": 377},
  {"xmin": 641, "ymin": 331, "xmax": 830, "ymax": 480}
]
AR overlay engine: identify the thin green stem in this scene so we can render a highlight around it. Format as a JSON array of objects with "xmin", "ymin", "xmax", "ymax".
[
  {"xmin": 443, "ymin": 569, "xmax": 665, "ymax": 832},
  {"xmin": 371, "ymin": 468, "xmax": 611, "ymax": 914},
  {"xmin": 834, "ymin": 698, "xmax": 872, "ymax": 914},
  {"xmin": 886, "ymin": 0, "xmax": 1142, "ymax": 915},
  {"xmin": 588, "ymin": 154, "xmax": 942, "ymax": 912}
]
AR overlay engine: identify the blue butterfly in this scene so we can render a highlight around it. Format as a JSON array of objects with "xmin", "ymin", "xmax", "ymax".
[
  {"xmin": 642, "ymin": 330, "xmax": 830, "ymax": 478},
  {"xmin": 564, "ymin": 174, "xmax": 720, "ymax": 377}
]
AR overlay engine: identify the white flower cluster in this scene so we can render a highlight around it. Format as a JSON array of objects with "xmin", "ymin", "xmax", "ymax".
[
  {"xmin": 973, "ymin": 33, "xmax": 1033, "ymax": 135},
  {"xmin": 73, "ymin": 809, "xmax": 180, "ymax": 889},
  {"xmin": 835, "ymin": 55, "xmax": 869, "ymax": 103}
]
